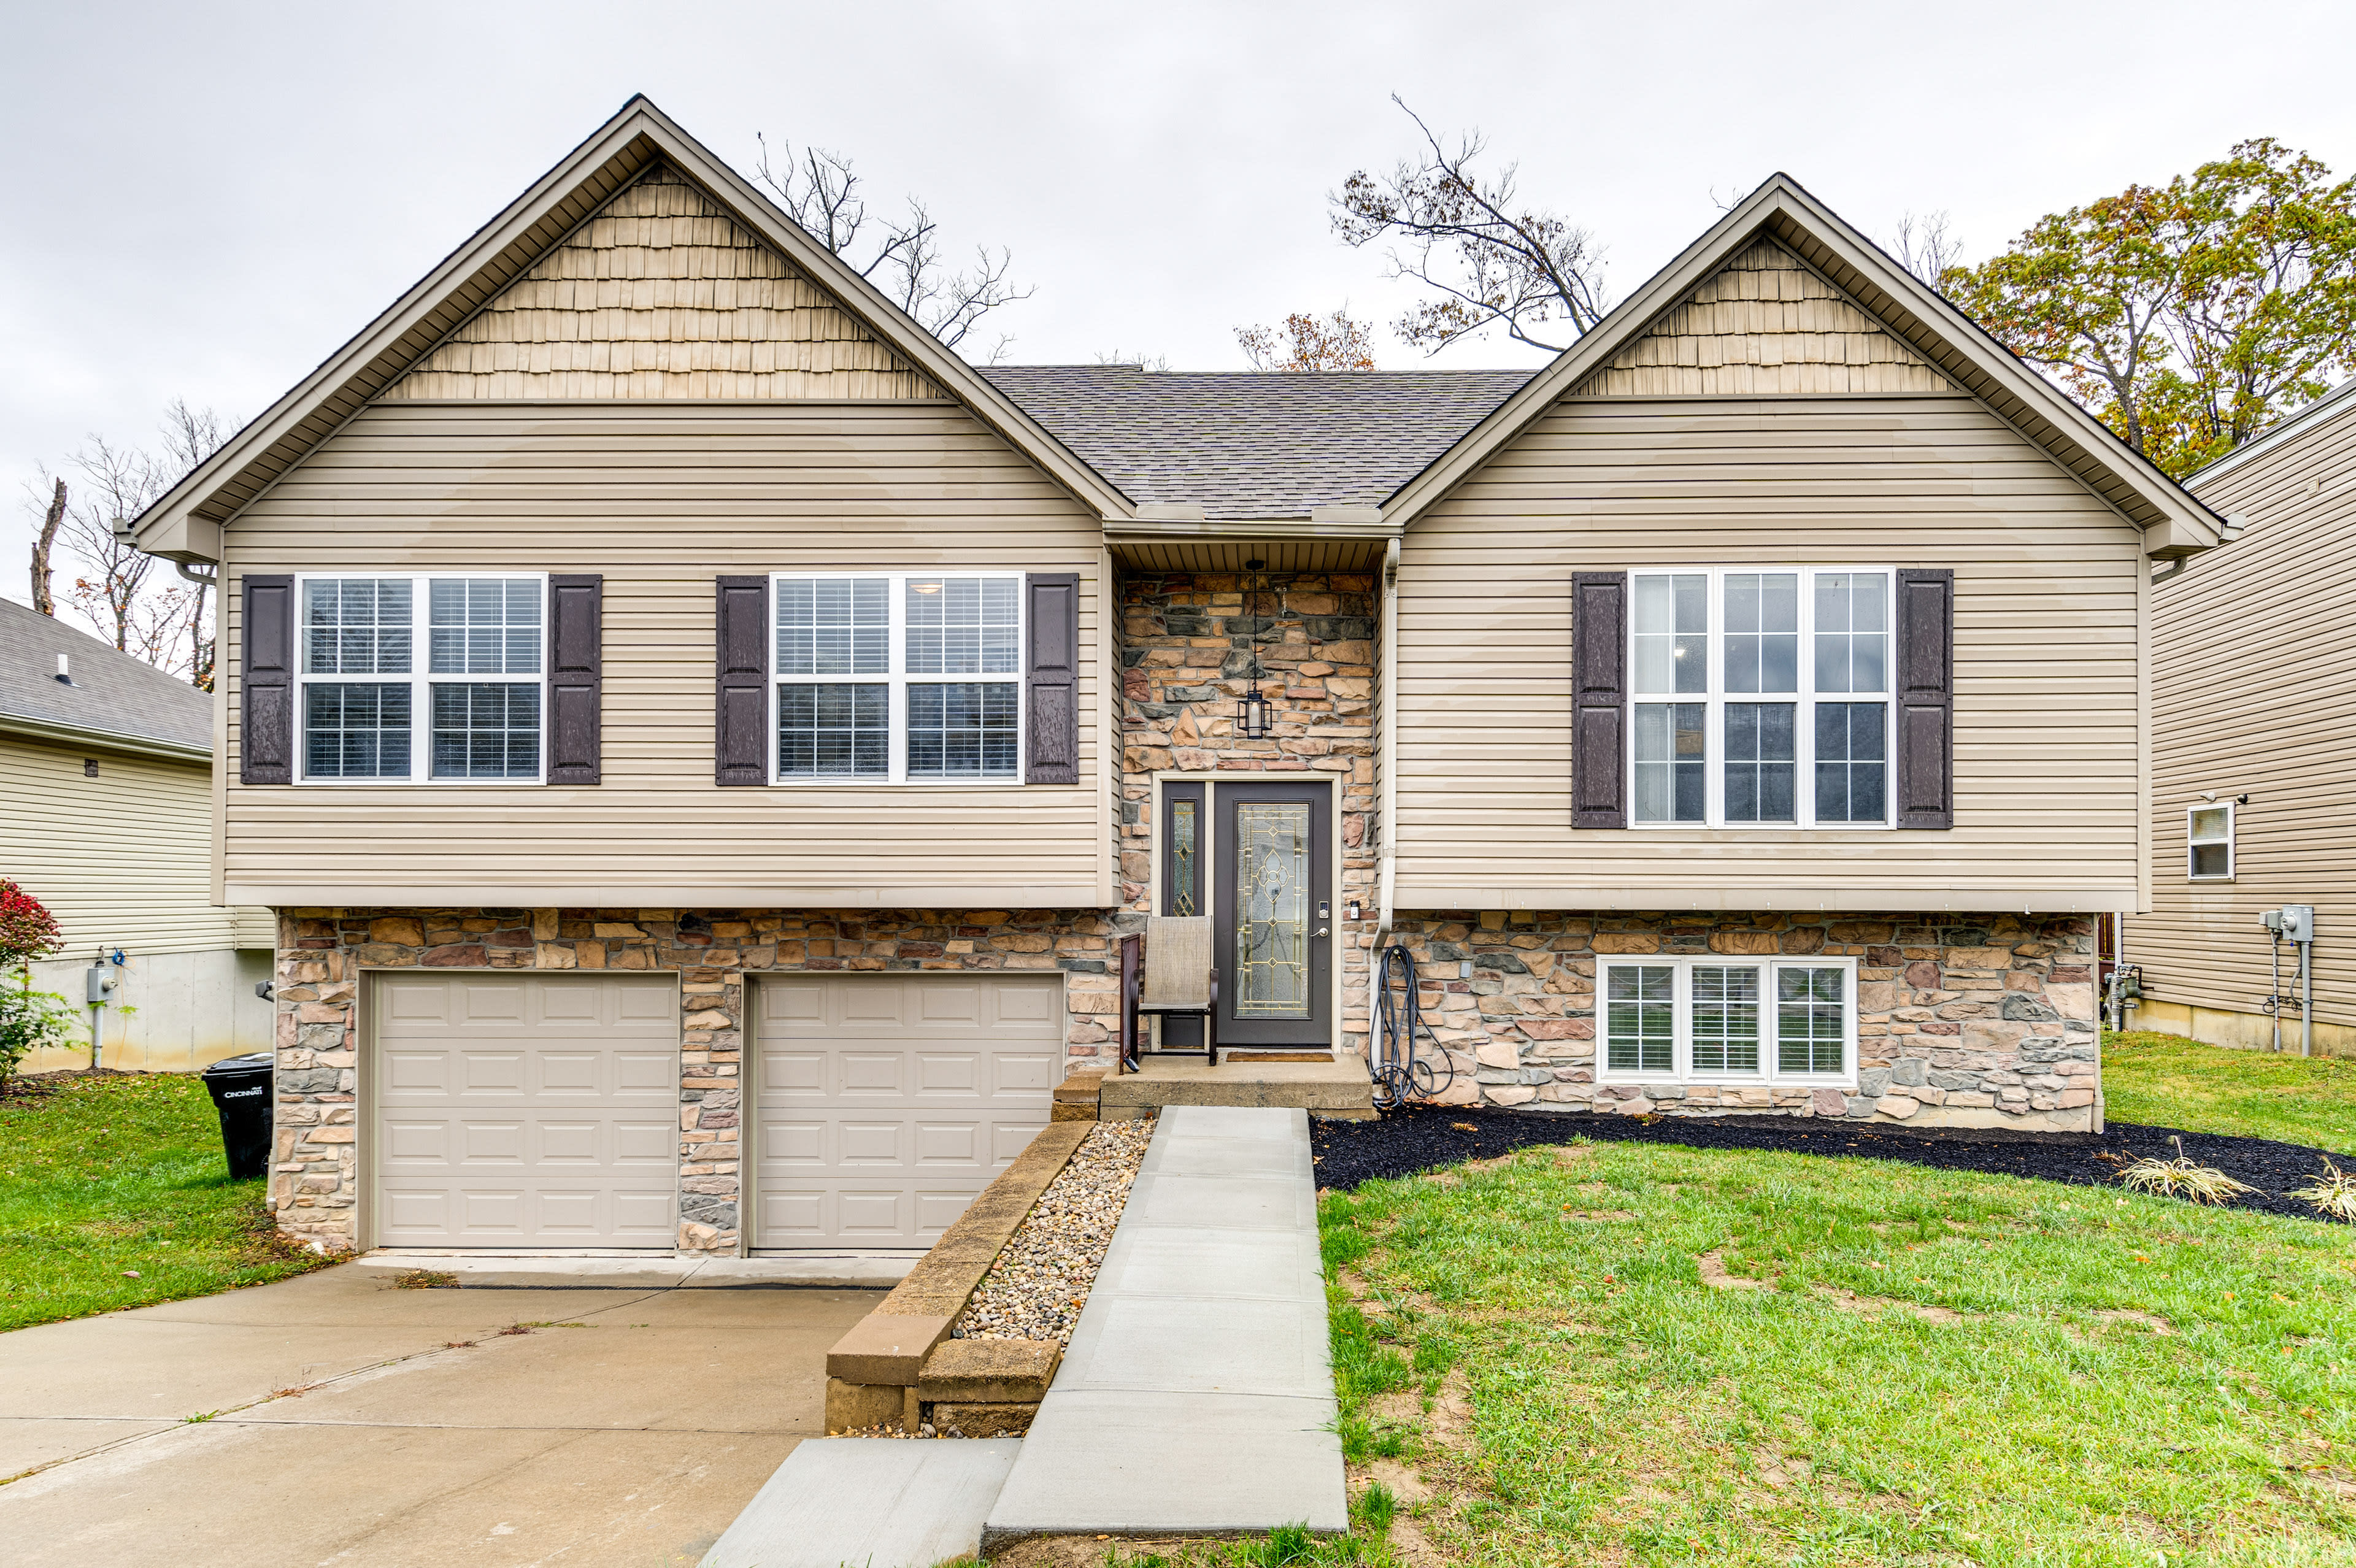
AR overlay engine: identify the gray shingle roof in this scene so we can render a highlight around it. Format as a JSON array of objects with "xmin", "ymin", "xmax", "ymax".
[
  {"xmin": 978, "ymin": 366, "xmax": 1538, "ymax": 520},
  {"xmin": 0, "ymin": 598, "xmax": 212, "ymax": 755}
]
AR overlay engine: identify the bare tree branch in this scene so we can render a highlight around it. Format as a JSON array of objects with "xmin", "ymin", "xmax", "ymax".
[
  {"xmin": 753, "ymin": 134, "xmax": 1034, "ymax": 358},
  {"xmin": 1889, "ymin": 210, "xmax": 1966, "ymax": 290},
  {"xmin": 1331, "ymin": 96, "xmax": 1607, "ymax": 356},
  {"xmin": 1093, "ymin": 348, "xmax": 1172, "ymax": 372}
]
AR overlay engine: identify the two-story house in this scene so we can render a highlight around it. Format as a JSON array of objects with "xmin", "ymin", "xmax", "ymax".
[{"xmin": 131, "ymin": 99, "xmax": 2222, "ymax": 1259}]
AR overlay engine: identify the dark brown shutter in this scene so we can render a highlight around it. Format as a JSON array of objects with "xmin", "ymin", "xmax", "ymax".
[
  {"xmin": 1894, "ymin": 567, "xmax": 1955, "ymax": 829},
  {"xmin": 1571, "ymin": 571, "xmax": 1627, "ymax": 829},
  {"xmin": 1025, "ymin": 572, "xmax": 1080, "ymax": 785},
  {"xmin": 714, "ymin": 575, "xmax": 769, "ymax": 786},
  {"xmin": 239, "ymin": 574, "xmax": 294, "ymax": 785},
  {"xmin": 545, "ymin": 575, "xmax": 602, "ymax": 785}
]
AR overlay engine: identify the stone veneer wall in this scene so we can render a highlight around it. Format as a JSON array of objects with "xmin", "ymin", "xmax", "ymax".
[
  {"xmin": 1117, "ymin": 571, "xmax": 1379, "ymax": 1054},
  {"xmin": 1379, "ymin": 911, "xmax": 2100, "ymax": 1129},
  {"xmin": 270, "ymin": 907, "xmax": 1122, "ymax": 1256}
]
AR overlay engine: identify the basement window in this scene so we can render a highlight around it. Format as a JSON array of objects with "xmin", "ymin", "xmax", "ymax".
[
  {"xmin": 1596, "ymin": 956, "xmax": 1858, "ymax": 1088},
  {"xmin": 2187, "ymin": 803, "xmax": 2235, "ymax": 880}
]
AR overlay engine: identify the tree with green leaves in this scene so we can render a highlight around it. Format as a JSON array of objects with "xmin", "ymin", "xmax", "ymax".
[{"xmin": 1942, "ymin": 139, "xmax": 2356, "ymax": 478}]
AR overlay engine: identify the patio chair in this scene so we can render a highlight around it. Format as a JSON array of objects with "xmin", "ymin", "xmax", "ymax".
[{"xmin": 1133, "ymin": 915, "xmax": 1217, "ymax": 1068}]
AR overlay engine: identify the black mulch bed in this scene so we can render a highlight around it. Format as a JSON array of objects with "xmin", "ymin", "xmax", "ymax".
[{"xmin": 1311, "ymin": 1104, "xmax": 2355, "ymax": 1225}]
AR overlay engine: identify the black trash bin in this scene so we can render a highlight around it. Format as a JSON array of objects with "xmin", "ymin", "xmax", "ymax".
[{"xmin": 201, "ymin": 1051, "xmax": 275, "ymax": 1180}]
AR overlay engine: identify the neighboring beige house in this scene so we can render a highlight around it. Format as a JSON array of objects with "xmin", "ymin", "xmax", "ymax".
[
  {"xmin": 1, "ymin": 599, "xmax": 274, "ymax": 1072},
  {"xmin": 128, "ymin": 98, "xmax": 2222, "ymax": 1259},
  {"xmin": 2130, "ymin": 379, "xmax": 2356, "ymax": 1057}
]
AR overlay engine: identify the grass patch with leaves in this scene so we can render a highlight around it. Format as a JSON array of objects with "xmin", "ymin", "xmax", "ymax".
[
  {"xmin": 1320, "ymin": 1139, "xmax": 2356, "ymax": 1567},
  {"xmin": 0, "ymin": 1074, "xmax": 328, "ymax": 1334},
  {"xmin": 2106, "ymin": 1029, "xmax": 2356, "ymax": 1152}
]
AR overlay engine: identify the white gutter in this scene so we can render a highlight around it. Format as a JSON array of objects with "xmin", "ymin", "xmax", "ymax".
[
  {"xmin": 1369, "ymin": 535, "xmax": 1401, "ymax": 1072},
  {"xmin": 0, "ymin": 712, "xmax": 213, "ymax": 765}
]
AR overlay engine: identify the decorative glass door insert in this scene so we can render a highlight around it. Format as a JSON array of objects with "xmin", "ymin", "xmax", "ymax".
[
  {"xmin": 1233, "ymin": 802, "xmax": 1312, "ymax": 1018},
  {"xmin": 1169, "ymin": 797, "xmax": 1201, "ymax": 915}
]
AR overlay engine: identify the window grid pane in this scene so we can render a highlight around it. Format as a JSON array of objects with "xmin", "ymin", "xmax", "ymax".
[
  {"xmin": 777, "ymin": 578, "xmax": 888, "ymax": 676},
  {"xmin": 1813, "ymin": 572, "xmax": 1888, "ymax": 694},
  {"xmin": 1692, "ymin": 967, "xmax": 1762, "ymax": 1073},
  {"xmin": 907, "ymin": 682, "xmax": 1019, "ymax": 778},
  {"xmin": 778, "ymin": 683, "xmax": 888, "ymax": 777},
  {"xmin": 1814, "ymin": 702, "xmax": 1887, "ymax": 823},
  {"xmin": 303, "ymin": 578, "xmax": 412, "ymax": 675},
  {"xmin": 429, "ymin": 683, "xmax": 541, "ymax": 778},
  {"xmin": 1724, "ymin": 573, "xmax": 1798, "ymax": 694},
  {"xmin": 906, "ymin": 577, "xmax": 1020, "ymax": 676},
  {"xmin": 1606, "ymin": 966, "xmax": 1674, "ymax": 1072},
  {"xmin": 1777, "ymin": 967, "xmax": 1846, "ymax": 1074},
  {"xmin": 304, "ymin": 683, "xmax": 411, "ymax": 778},
  {"xmin": 1632, "ymin": 574, "xmax": 1707, "ymax": 694},
  {"xmin": 428, "ymin": 578, "xmax": 541, "ymax": 675},
  {"xmin": 1725, "ymin": 703, "xmax": 1796, "ymax": 823},
  {"xmin": 1633, "ymin": 702, "xmax": 1706, "ymax": 823}
]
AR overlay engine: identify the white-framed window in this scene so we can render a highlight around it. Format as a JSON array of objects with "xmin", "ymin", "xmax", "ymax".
[
  {"xmin": 2187, "ymin": 802, "xmax": 2235, "ymax": 880},
  {"xmin": 1629, "ymin": 567, "xmax": 1891, "ymax": 829},
  {"xmin": 769, "ymin": 571, "xmax": 1025, "ymax": 785},
  {"xmin": 1597, "ymin": 955, "xmax": 1858, "ymax": 1087},
  {"xmin": 295, "ymin": 572, "xmax": 546, "ymax": 784}
]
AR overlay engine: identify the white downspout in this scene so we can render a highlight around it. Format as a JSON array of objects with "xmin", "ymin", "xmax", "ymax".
[{"xmin": 1369, "ymin": 536, "xmax": 1401, "ymax": 1072}]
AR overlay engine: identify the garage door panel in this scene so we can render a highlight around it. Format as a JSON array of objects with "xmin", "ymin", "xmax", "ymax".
[
  {"xmin": 994, "ymin": 1054, "xmax": 1055, "ymax": 1094},
  {"xmin": 915, "ymin": 1121, "xmax": 980, "ymax": 1165},
  {"xmin": 372, "ymin": 975, "xmax": 679, "ymax": 1250},
  {"xmin": 840, "ymin": 1053, "xmax": 906, "ymax": 1094},
  {"xmin": 915, "ymin": 1052, "xmax": 980, "ymax": 1094},
  {"xmin": 993, "ymin": 1120, "xmax": 1051, "ymax": 1163},
  {"xmin": 755, "ymin": 974, "xmax": 1060, "ymax": 1250}
]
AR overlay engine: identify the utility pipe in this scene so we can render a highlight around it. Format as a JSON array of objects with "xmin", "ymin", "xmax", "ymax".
[{"xmin": 2303, "ymin": 936, "xmax": 2314, "ymax": 1059}]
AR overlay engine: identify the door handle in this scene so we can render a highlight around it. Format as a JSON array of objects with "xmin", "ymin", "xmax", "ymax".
[{"xmin": 1314, "ymin": 926, "xmax": 1330, "ymax": 938}]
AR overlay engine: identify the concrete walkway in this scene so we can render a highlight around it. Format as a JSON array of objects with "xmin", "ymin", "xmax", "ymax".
[
  {"xmin": 701, "ymin": 1437, "xmax": 1022, "ymax": 1568},
  {"xmin": 0, "ymin": 1263, "xmax": 874, "ymax": 1566},
  {"xmin": 984, "ymin": 1105, "xmax": 1347, "ymax": 1546}
]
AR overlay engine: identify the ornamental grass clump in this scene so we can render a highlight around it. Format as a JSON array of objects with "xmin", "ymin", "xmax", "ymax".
[
  {"xmin": 2117, "ymin": 1136, "xmax": 2260, "ymax": 1205},
  {"xmin": 2285, "ymin": 1158, "xmax": 2356, "ymax": 1222}
]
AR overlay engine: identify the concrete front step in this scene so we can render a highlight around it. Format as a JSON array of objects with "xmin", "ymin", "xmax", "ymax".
[
  {"xmin": 700, "ymin": 1438, "xmax": 1021, "ymax": 1568},
  {"xmin": 1100, "ymin": 1056, "xmax": 1376, "ymax": 1120}
]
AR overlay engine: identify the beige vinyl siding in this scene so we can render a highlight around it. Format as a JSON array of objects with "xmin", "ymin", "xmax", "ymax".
[
  {"xmin": 1395, "ymin": 395, "xmax": 2144, "ymax": 909},
  {"xmin": 2135, "ymin": 405, "xmax": 2356, "ymax": 1032},
  {"xmin": 384, "ymin": 166, "xmax": 943, "ymax": 402},
  {"xmin": 1574, "ymin": 240, "xmax": 1955, "ymax": 398},
  {"xmin": 1, "ymin": 732, "xmax": 264, "ymax": 955},
  {"xmin": 221, "ymin": 401, "xmax": 1107, "ymax": 907}
]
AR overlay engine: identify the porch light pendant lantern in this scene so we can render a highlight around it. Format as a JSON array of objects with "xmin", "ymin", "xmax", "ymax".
[
  {"xmin": 1238, "ymin": 556, "xmax": 1274, "ymax": 739},
  {"xmin": 1238, "ymin": 682, "xmax": 1272, "ymax": 739}
]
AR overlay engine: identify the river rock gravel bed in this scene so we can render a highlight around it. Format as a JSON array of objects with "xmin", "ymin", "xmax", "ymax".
[{"xmin": 954, "ymin": 1118, "xmax": 1155, "ymax": 1343}]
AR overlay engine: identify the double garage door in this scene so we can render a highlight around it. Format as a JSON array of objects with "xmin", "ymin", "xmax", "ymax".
[{"xmin": 374, "ymin": 972, "xmax": 1058, "ymax": 1250}]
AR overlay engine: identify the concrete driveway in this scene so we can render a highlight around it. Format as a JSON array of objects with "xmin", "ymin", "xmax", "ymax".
[{"xmin": 0, "ymin": 1264, "xmax": 876, "ymax": 1566}]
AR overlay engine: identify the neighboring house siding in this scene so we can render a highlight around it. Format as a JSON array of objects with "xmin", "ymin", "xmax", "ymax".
[
  {"xmin": 1, "ymin": 732, "xmax": 247, "ymax": 955},
  {"xmin": 220, "ymin": 401, "xmax": 1108, "ymax": 906},
  {"xmin": 382, "ymin": 165, "xmax": 944, "ymax": 402},
  {"xmin": 1394, "ymin": 394, "xmax": 2144, "ymax": 908},
  {"xmin": 2135, "ymin": 404, "xmax": 2356, "ymax": 1051},
  {"xmin": 3, "ymin": 731, "xmax": 274, "ymax": 1072}
]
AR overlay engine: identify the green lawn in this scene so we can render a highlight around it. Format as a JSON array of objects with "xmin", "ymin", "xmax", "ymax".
[
  {"xmin": 1320, "ymin": 1139, "xmax": 2356, "ymax": 1568},
  {"xmin": 0, "ymin": 1074, "xmax": 327, "ymax": 1334},
  {"xmin": 2106, "ymin": 1030, "xmax": 2356, "ymax": 1153}
]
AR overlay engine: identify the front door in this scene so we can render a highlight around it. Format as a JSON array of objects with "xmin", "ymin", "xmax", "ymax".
[{"xmin": 1211, "ymin": 780, "xmax": 1333, "ymax": 1047}]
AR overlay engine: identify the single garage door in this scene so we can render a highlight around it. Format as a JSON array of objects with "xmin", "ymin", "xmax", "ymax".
[
  {"xmin": 754, "ymin": 973, "xmax": 1059, "ymax": 1250},
  {"xmin": 374, "ymin": 973, "xmax": 679, "ymax": 1249}
]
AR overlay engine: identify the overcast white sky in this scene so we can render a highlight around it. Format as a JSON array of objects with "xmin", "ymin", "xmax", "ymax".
[{"xmin": 7, "ymin": 0, "xmax": 2355, "ymax": 603}]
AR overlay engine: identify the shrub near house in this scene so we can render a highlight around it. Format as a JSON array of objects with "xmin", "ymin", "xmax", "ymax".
[{"xmin": 126, "ymin": 98, "xmax": 2222, "ymax": 1260}]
